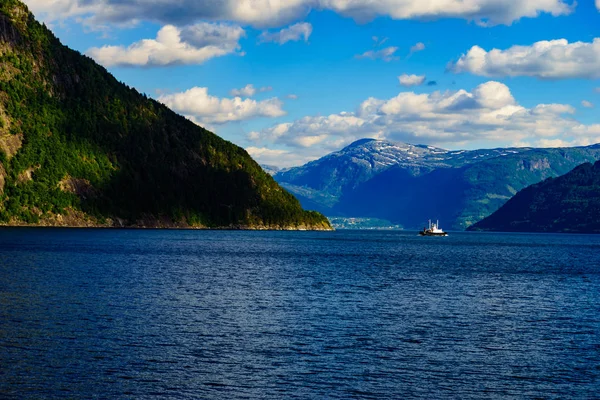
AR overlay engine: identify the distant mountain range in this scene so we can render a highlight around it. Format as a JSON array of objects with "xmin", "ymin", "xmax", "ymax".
[
  {"xmin": 273, "ymin": 138, "xmax": 600, "ymax": 230},
  {"xmin": 469, "ymin": 161, "xmax": 600, "ymax": 233}
]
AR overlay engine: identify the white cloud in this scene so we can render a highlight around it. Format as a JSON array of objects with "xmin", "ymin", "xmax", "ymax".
[
  {"xmin": 356, "ymin": 46, "xmax": 399, "ymax": 62},
  {"xmin": 597, "ymin": 0, "xmax": 600, "ymax": 11},
  {"xmin": 158, "ymin": 87, "xmax": 286, "ymax": 124},
  {"xmin": 399, "ymin": 74, "xmax": 426, "ymax": 87},
  {"xmin": 259, "ymin": 22, "xmax": 312, "ymax": 44},
  {"xmin": 24, "ymin": 0, "xmax": 100, "ymax": 24},
  {"xmin": 246, "ymin": 147, "xmax": 318, "ymax": 168},
  {"xmin": 287, "ymin": 94, "xmax": 299, "ymax": 100},
  {"xmin": 246, "ymin": 146, "xmax": 290, "ymax": 160},
  {"xmin": 25, "ymin": 0, "xmax": 573, "ymax": 28},
  {"xmin": 249, "ymin": 81, "xmax": 600, "ymax": 161},
  {"xmin": 250, "ymin": 113, "xmax": 369, "ymax": 149},
  {"xmin": 582, "ymin": 100, "xmax": 594, "ymax": 108},
  {"xmin": 409, "ymin": 42, "xmax": 425, "ymax": 55},
  {"xmin": 595, "ymin": 87, "xmax": 600, "ymax": 93},
  {"xmin": 319, "ymin": 0, "xmax": 574, "ymax": 26},
  {"xmin": 231, "ymin": 84, "xmax": 257, "ymax": 97},
  {"xmin": 451, "ymin": 38, "xmax": 600, "ymax": 79},
  {"xmin": 86, "ymin": 23, "xmax": 245, "ymax": 67},
  {"xmin": 230, "ymin": 84, "xmax": 273, "ymax": 97}
]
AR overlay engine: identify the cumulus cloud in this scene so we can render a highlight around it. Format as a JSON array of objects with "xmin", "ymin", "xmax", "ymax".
[
  {"xmin": 582, "ymin": 100, "xmax": 594, "ymax": 108},
  {"xmin": 249, "ymin": 81, "xmax": 600, "ymax": 159},
  {"xmin": 399, "ymin": 74, "xmax": 426, "ymax": 87},
  {"xmin": 450, "ymin": 38, "xmax": 600, "ymax": 79},
  {"xmin": 356, "ymin": 46, "xmax": 399, "ymax": 62},
  {"xmin": 320, "ymin": 0, "xmax": 574, "ymax": 26},
  {"xmin": 25, "ymin": 0, "xmax": 573, "ymax": 28},
  {"xmin": 158, "ymin": 87, "xmax": 286, "ymax": 125},
  {"xmin": 24, "ymin": 0, "xmax": 101, "ymax": 24},
  {"xmin": 259, "ymin": 22, "xmax": 312, "ymax": 44},
  {"xmin": 86, "ymin": 23, "xmax": 245, "ymax": 67},
  {"xmin": 23, "ymin": 0, "xmax": 309, "ymax": 28},
  {"xmin": 597, "ymin": 0, "xmax": 600, "ymax": 11}
]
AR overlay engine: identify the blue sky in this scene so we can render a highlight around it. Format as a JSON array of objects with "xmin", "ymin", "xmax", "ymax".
[{"xmin": 24, "ymin": 0, "xmax": 600, "ymax": 167}]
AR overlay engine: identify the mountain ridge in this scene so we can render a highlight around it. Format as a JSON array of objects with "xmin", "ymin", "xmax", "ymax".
[{"xmin": 273, "ymin": 138, "xmax": 600, "ymax": 229}]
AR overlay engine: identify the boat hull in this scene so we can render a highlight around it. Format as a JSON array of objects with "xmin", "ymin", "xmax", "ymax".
[{"xmin": 419, "ymin": 231, "xmax": 448, "ymax": 237}]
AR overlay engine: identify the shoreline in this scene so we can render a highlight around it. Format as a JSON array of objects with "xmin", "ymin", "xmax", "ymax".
[
  {"xmin": 0, "ymin": 223, "xmax": 334, "ymax": 232},
  {"xmin": 0, "ymin": 208, "xmax": 333, "ymax": 231}
]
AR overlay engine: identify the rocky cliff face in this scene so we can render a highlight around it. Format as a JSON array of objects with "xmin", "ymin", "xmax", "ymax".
[{"xmin": 0, "ymin": 12, "xmax": 22, "ymax": 45}]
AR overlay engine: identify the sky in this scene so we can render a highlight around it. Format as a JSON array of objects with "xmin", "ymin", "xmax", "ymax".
[{"xmin": 22, "ymin": 0, "xmax": 600, "ymax": 167}]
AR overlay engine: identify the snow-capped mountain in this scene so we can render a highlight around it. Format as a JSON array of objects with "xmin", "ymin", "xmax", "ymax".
[
  {"xmin": 275, "ymin": 138, "xmax": 530, "ymax": 198},
  {"xmin": 275, "ymin": 139, "xmax": 450, "ymax": 199}
]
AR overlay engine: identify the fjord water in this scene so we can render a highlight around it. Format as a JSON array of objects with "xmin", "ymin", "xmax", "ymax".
[{"xmin": 1, "ymin": 229, "xmax": 599, "ymax": 399}]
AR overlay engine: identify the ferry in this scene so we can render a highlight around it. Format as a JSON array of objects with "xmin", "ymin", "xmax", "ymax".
[{"xmin": 419, "ymin": 220, "xmax": 448, "ymax": 236}]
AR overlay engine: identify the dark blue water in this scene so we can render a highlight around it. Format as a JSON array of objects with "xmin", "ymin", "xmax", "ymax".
[{"xmin": 1, "ymin": 229, "xmax": 599, "ymax": 399}]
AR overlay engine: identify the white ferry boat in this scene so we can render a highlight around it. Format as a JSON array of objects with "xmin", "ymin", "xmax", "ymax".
[{"xmin": 419, "ymin": 220, "xmax": 448, "ymax": 236}]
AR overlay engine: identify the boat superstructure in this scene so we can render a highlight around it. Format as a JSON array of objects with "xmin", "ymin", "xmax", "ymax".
[{"xmin": 419, "ymin": 220, "xmax": 448, "ymax": 236}]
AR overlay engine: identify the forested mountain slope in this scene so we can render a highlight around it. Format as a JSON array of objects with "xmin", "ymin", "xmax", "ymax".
[
  {"xmin": 469, "ymin": 161, "xmax": 600, "ymax": 233},
  {"xmin": 0, "ymin": 0, "xmax": 330, "ymax": 229}
]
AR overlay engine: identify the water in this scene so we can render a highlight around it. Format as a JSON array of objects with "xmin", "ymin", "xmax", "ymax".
[{"xmin": 1, "ymin": 229, "xmax": 599, "ymax": 399}]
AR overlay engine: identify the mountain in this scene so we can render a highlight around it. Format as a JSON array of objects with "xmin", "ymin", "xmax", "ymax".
[
  {"xmin": 0, "ymin": 1, "xmax": 330, "ymax": 230},
  {"xmin": 276, "ymin": 139, "xmax": 450, "ymax": 201},
  {"xmin": 274, "ymin": 138, "xmax": 600, "ymax": 229},
  {"xmin": 469, "ymin": 161, "xmax": 600, "ymax": 233},
  {"xmin": 275, "ymin": 138, "xmax": 501, "ymax": 215}
]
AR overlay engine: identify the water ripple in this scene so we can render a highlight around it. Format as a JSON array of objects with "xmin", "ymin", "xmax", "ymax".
[{"xmin": 1, "ymin": 229, "xmax": 599, "ymax": 399}]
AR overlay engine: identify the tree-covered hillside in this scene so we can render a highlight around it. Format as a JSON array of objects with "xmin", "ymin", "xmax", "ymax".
[
  {"xmin": 469, "ymin": 161, "xmax": 600, "ymax": 233},
  {"xmin": 0, "ymin": 0, "xmax": 330, "ymax": 229}
]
